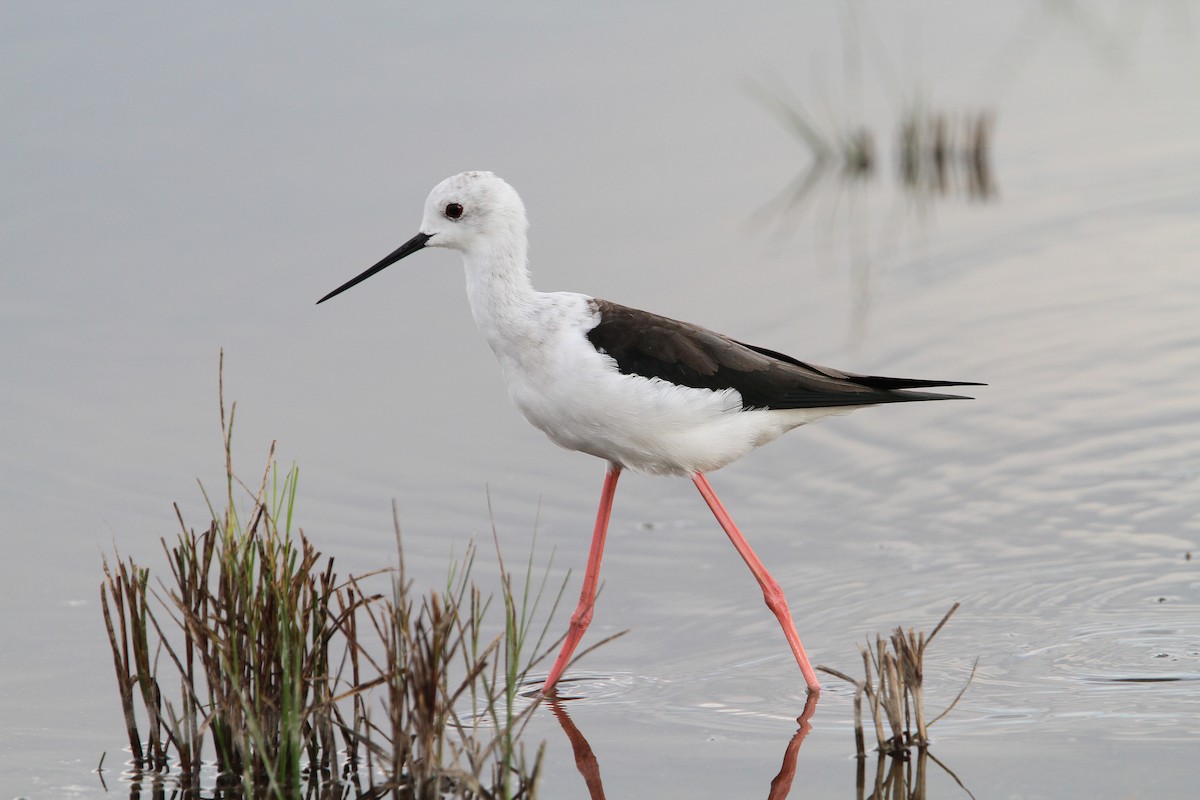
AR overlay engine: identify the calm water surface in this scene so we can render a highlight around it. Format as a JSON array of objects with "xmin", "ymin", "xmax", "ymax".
[{"xmin": 3, "ymin": 2, "xmax": 1198, "ymax": 797}]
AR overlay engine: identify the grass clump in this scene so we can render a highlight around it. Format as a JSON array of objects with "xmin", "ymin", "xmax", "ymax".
[
  {"xmin": 818, "ymin": 603, "xmax": 976, "ymax": 757},
  {"xmin": 100, "ymin": 356, "xmax": 559, "ymax": 798},
  {"xmin": 345, "ymin": 517, "xmax": 555, "ymax": 799},
  {"xmin": 817, "ymin": 604, "xmax": 977, "ymax": 799}
]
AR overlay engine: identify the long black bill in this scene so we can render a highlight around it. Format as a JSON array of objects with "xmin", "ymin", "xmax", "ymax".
[{"xmin": 316, "ymin": 231, "xmax": 432, "ymax": 304}]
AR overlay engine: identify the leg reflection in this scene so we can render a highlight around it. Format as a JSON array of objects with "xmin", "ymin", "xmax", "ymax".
[
  {"xmin": 547, "ymin": 700, "xmax": 606, "ymax": 800},
  {"xmin": 768, "ymin": 691, "xmax": 819, "ymax": 800},
  {"xmin": 548, "ymin": 691, "xmax": 821, "ymax": 800}
]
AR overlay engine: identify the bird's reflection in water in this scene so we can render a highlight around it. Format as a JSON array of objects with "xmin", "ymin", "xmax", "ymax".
[
  {"xmin": 545, "ymin": 692, "xmax": 819, "ymax": 800},
  {"xmin": 546, "ymin": 698, "xmax": 606, "ymax": 799}
]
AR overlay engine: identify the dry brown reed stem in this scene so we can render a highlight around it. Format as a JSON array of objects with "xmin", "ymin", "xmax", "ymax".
[
  {"xmin": 99, "ymin": 557, "xmax": 148, "ymax": 767},
  {"xmin": 817, "ymin": 664, "xmax": 866, "ymax": 758},
  {"xmin": 818, "ymin": 603, "xmax": 975, "ymax": 758}
]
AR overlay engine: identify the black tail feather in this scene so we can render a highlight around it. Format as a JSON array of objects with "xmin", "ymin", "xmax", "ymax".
[{"xmin": 849, "ymin": 375, "xmax": 987, "ymax": 391}]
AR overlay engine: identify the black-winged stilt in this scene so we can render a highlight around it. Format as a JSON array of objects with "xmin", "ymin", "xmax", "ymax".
[{"xmin": 318, "ymin": 171, "xmax": 981, "ymax": 695}]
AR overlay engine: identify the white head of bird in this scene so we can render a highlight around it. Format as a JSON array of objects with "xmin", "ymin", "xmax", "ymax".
[
  {"xmin": 419, "ymin": 170, "xmax": 529, "ymax": 255},
  {"xmin": 317, "ymin": 171, "xmax": 534, "ymax": 312}
]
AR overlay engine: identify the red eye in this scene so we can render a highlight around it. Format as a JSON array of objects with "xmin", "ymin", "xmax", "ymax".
[{"xmin": 445, "ymin": 203, "xmax": 464, "ymax": 219}]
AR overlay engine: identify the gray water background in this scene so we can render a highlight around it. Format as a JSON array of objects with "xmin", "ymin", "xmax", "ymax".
[{"xmin": 3, "ymin": 2, "xmax": 1198, "ymax": 796}]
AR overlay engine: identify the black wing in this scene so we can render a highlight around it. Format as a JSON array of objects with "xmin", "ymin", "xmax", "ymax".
[{"xmin": 585, "ymin": 299, "xmax": 983, "ymax": 410}]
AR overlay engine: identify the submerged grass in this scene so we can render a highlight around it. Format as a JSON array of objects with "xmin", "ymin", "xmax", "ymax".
[
  {"xmin": 100, "ymin": 355, "xmax": 561, "ymax": 798},
  {"xmin": 747, "ymin": 60, "xmax": 997, "ymax": 211}
]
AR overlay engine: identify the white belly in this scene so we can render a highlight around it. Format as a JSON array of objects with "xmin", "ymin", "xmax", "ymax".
[{"xmin": 503, "ymin": 334, "xmax": 849, "ymax": 475}]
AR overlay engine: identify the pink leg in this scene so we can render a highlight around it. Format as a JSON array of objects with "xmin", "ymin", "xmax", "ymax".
[
  {"xmin": 541, "ymin": 465, "xmax": 622, "ymax": 694},
  {"xmin": 693, "ymin": 473, "xmax": 821, "ymax": 693}
]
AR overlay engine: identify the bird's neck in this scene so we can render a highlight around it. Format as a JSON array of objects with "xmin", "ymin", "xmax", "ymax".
[{"xmin": 461, "ymin": 237, "xmax": 541, "ymax": 349}]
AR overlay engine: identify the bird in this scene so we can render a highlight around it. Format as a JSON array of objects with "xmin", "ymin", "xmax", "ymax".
[{"xmin": 318, "ymin": 171, "xmax": 981, "ymax": 695}]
